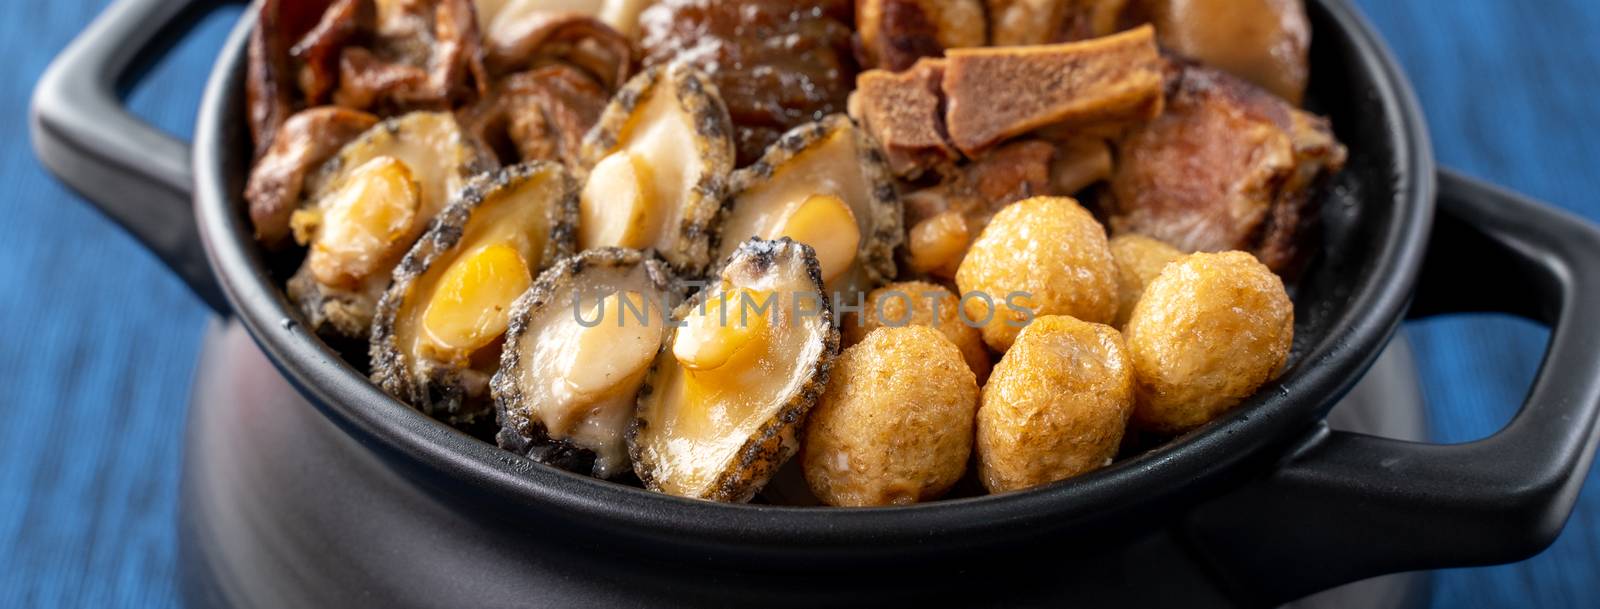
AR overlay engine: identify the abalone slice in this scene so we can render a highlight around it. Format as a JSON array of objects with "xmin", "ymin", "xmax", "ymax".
[
  {"xmin": 371, "ymin": 162, "xmax": 579, "ymax": 425},
  {"xmin": 286, "ymin": 111, "xmax": 494, "ymax": 345},
  {"xmin": 577, "ymin": 62, "xmax": 735, "ymax": 276},
  {"xmin": 719, "ymin": 115, "xmax": 902, "ymax": 303},
  {"xmin": 247, "ymin": 107, "xmax": 379, "ymax": 249},
  {"xmin": 630, "ymin": 238, "xmax": 840, "ymax": 502},
  {"xmin": 491, "ymin": 248, "xmax": 677, "ymax": 478}
]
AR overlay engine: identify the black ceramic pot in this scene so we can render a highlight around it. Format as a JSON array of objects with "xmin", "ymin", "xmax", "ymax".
[{"xmin": 30, "ymin": 0, "xmax": 1600, "ymax": 607}]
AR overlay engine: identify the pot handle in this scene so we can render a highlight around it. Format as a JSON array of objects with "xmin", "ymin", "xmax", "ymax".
[
  {"xmin": 1186, "ymin": 168, "xmax": 1600, "ymax": 606},
  {"xmin": 30, "ymin": 0, "xmax": 231, "ymax": 313}
]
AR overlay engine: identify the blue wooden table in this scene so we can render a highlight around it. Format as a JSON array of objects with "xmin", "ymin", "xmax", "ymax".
[{"xmin": 3, "ymin": 1, "xmax": 1598, "ymax": 606}]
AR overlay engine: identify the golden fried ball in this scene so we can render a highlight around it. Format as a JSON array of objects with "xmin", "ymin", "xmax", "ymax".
[
  {"xmin": 1109, "ymin": 234, "xmax": 1183, "ymax": 328},
  {"xmin": 844, "ymin": 281, "xmax": 992, "ymax": 383},
  {"xmin": 803, "ymin": 326, "xmax": 979, "ymax": 506},
  {"xmin": 977, "ymin": 315, "xmax": 1133, "ymax": 494},
  {"xmin": 955, "ymin": 196, "xmax": 1117, "ymax": 353},
  {"xmin": 1124, "ymin": 251, "xmax": 1294, "ymax": 435}
]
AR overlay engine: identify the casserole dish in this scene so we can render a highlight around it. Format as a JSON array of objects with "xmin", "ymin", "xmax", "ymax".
[{"xmin": 31, "ymin": 0, "xmax": 1600, "ymax": 605}]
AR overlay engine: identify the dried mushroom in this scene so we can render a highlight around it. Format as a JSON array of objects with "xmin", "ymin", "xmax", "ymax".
[
  {"xmin": 286, "ymin": 111, "xmax": 493, "ymax": 344},
  {"xmin": 579, "ymin": 63, "xmax": 735, "ymax": 275},
  {"xmin": 462, "ymin": 5, "xmax": 634, "ymax": 169},
  {"xmin": 720, "ymin": 115, "xmax": 902, "ymax": 301},
  {"xmin": 855, "ymin": 0, "xmax": 987, "ymax": 72},
  {"xmin": 371, "ymin": 162, "xmax": 579, "ymax": 425},
  {"xmin": 246, "ymin": 0, "xmax": 489, "ymax": 154},
  {"xmin": 492, "ymin": 248, "xmax": 677, "ymax": 479},
  {"xmin": 631, "ymin": 238, "xmax": 839, "ymax": 502},
  {"xmin": 247, "ymin": 0, "xmax": 345, "ymax": 155},
  {"xmin": 333, "ymin": 0, "xmax": 488, "ymax": 111},
  {"xmin": 481, "ymin": 10, "xmax": 633, "ymax": 90},
  {"xmin": 639, "ymin": 0, "xmax": 858, "ymax": 166},
  {"xmin": 1105, "ymin": 60, "xmax": 1346, "ymax": 274},
  {"xmin": 462, "ymin": 64, "xmax": 610, "ymax": 168}
]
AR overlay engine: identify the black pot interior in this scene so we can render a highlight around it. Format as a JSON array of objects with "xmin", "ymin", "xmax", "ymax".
[{"xmin": 193, "ymin": 0, "xmax": 1432, "ymax": 564}]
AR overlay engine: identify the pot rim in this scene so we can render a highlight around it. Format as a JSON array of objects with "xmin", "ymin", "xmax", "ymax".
[{"xmin": 191, "ymin": 0, "xmax": 1434, "ymax": 553}]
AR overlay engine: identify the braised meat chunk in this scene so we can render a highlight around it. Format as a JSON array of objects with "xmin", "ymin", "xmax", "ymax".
[
  {"xmin": 942, "ymin": 26, "xmax": 1163, "ymax": 157},
  {"xmin": 639, "ymin": 0, "xmax": 858, "ymax": 166},
  {"xmin": 248, "ymin": 0, "xmax": 342, "ymax": 156},
  {"xmin": 1105, "ymin": 60, "xmax": 1346, "ymax": 274},
  {"xmin": 850, "ymin": 26, "xmax": 1159, "ymax": 177},
  {"xmin": 848, "ymin": 58, "xmax": 957, "ymax": 179}
]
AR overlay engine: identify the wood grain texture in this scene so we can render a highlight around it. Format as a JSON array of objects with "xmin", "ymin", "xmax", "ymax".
[{"xmin": 1, "ymin": 1, "xmax": 1596, "ymax": 607}]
